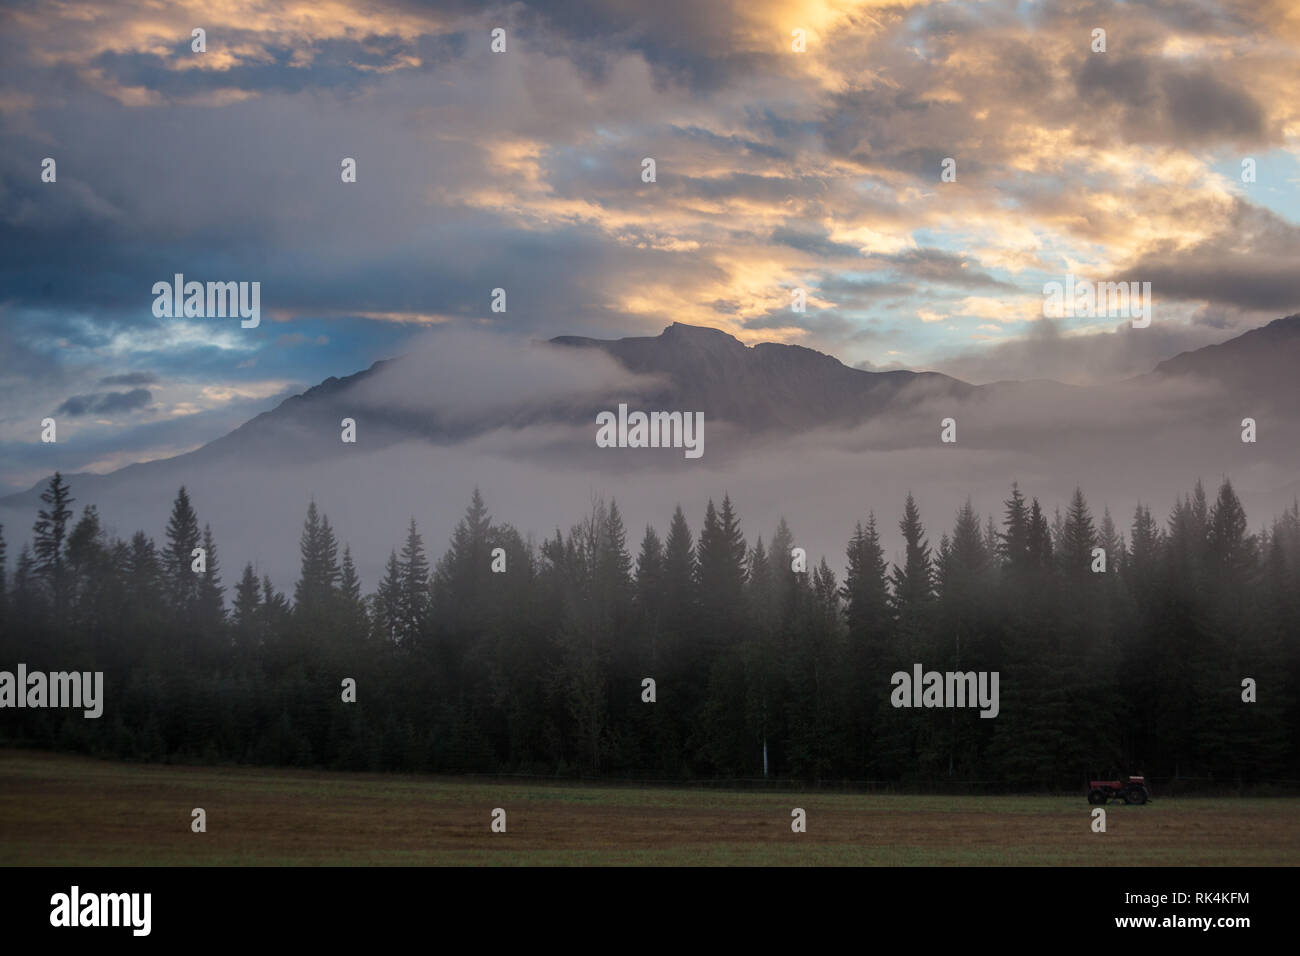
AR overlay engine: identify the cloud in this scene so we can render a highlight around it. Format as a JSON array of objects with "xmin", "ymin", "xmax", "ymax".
[
  {"xmin": 347, "ymin": 327, "xmax": 665, "ymax": 422},
  {"xmin": 99, "ymin": 371, "xmax": 159, "ymax": 386},
  {"xmin": 55, "ymin": 388, "xmax": 152, "ymax": 417},
  {"xmin": 930, "ymin": 317, "xmax": 1244, "ymax": 386},
  {"xmin": 2, "ymin": 0, "xmax": 1300, "ymax": 491}
]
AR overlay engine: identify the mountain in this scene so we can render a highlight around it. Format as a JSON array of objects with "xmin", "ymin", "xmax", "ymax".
[
  {"xmin": 1145, "ymin": 314, "xmax": 1300, "ymax": 405},
  {"xmin": 3, "ymin": 317, "xmax": 1300, "ymax": 591},
  {"xmin": 1, "ymin": 322, "xmax": 979, "ymax": 512},
  {"xmin": 548, "ymin": 321, "xmax": 976, "ymax": 431},
  {"xmin": 5, "ymin": 317, "xmax": 1300, "ymax": 514}
]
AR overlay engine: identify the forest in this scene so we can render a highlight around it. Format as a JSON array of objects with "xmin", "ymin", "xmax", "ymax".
[{"xmin": 0, "ymin": 472, "xmax": 1295, "ymax": 789}]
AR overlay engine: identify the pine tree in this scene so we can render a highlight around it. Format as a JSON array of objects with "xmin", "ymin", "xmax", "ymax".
[
  {"xmin": 431, "ymin": 488, "xmax": 493, "ymax": 633},
  {"xmin": 32, "ymin": 472, "xmax": 75, "ymax": 620},
  {"xmin": 125, "ymin": 531, "xmax": 162, "ymax": 633},
  {"xmin": 374, "ymin": 550, "xmax": 403, "ymax": 644},
  {"xmin": 1059, "ymin": 487, "xmax": 1097, "ymax": 577},
  {"xmin": 1208, "ymin": 478, "xmax": 1253, "ymax": 581},
  {"xmin": 398, "ymin": 518, "xmax": 429, "ymax": 644},
  {"xmin": 696, "ymin": 494, "xmax": 747, "ymax": 641},
  {"xmin": 890, "ymin": 493, "xmax": 933, "ymax": 619},
  {"xmin": 1126, "ymin": 502, "xmax": 1160, "ymax": 603},
  {"xmin": 337, "ymin": 544, "xmax": 368, "ymax": 642},
  {"xmin": 64, "ymin": 505, "xmax": 106, "ymax": 632},
  {"xmin": 999, "ymin": 482, "xmax": 1030, "ymax": 572},
  {"xmin": 940, "ymin": 498, "xmax": 987, "ymax": 594},
  {"xmin": 661, "ymin": 504, "xmax": 698, "ymax": 607},
  {"xmin": 232, "ymin": 563, "xmax": 261, "ymax": 648},
  {"xmin": 635, "ymin": 525, "xmax": 664, "ymax": 609},
  {"xmin": 260, "ymin": 575, "xmax": 291, "ymax": 635},
  {"xmin": 163, "ymin": 486, "xmax": 202, "ymax": 620},
  {"xmin": 634, "ymin": 525, "xmax": 664, "ymax": 665},
  {"xmin": 294, "ymin": 502, "xmax": 340, "ymax": 618},
  {"xmin": 196, "ymin": 524, "xmax": 225, "ymax": 625},
  {"xmin": 659, "ymin": 504, "xmax": 699, "ymax": 685},
  {"xmin": 1099, "ymin": 507, "xmax": 1120, "ymax": 575},
  {"xmin": 1027, "ymin": 497, "xmax": 1053, "ymax": 568},
  {"xmin": 842, "ymin": 515, "xmax": 889, "ymax": 641},
  {"xmin": 595, "ymin": 498, "xmax": 633, "ymax": 624}
]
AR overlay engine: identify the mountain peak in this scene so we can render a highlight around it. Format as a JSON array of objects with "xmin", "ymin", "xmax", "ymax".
[{"xmin": 661, "ymin": 322, "xmax": 746, "ymax": 347}]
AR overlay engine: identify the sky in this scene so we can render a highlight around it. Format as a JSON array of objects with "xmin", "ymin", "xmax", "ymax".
[{"xmin": 2, "ymin": 0, "xmax": 1300, "ymax": 495}]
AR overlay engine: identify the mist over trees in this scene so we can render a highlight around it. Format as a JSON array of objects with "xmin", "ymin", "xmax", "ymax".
[{"xmin": 1, "ymin": 473, "xmax": 1296, "ymax": 789}]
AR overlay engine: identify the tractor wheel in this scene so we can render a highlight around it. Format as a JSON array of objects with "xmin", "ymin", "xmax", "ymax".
[
  {"xmin": 1124, "ymin": 786, "xmax": 1148, "ymax": 805},
  {"xmin": 1088, "ymin": 789, "xmax": 1107, "ymax": 805}
]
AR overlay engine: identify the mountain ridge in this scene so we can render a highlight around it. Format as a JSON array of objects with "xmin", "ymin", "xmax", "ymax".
[{"xmin": 4, "ymin": 316, "xmax": 1299, "ymax": 509}]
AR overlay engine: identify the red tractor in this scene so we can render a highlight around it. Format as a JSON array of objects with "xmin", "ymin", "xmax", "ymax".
[{"xmin": 1088, "ymin": 774, "xmax": 1152, "ymax": 805}]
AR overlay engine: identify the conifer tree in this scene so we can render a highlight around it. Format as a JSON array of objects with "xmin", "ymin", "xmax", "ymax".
[
  {"xmin": 890, "ymin": 493, "xmax": 933, "ymax": 618},
  {"xmin": 696, "ymin": 494, "xmax": 747, "ymax": 641},
  {"xmin": 375, "ymin": 550, "xmax": 403, "ymax": 644},
  {"xmin": 163, "ymin": 486, "xmax": 202, "ymax": 619},
  {"xmin": 398, "ymin": 518, "xmax": 429, "ymax": 644},
  {"xmin": 1060, "ymin": 487, "xmax": 1098, "ymax": 577},
  {"xmin": 999, "ymin": 483, "xmax": 1030, "ymax": 572},
  {"xmin": 842, "ymin": 515, "xmax": 889, "ymax": 641},
  {"xmin": 338, "ymin": 544, "xmax": 368, "ymax": 641},
  {"xmin": 233, "ymin": 562, "xmax": 261, "ymax": 647},
  {"xmin": 33, "ymin": 472, "xmax": 75, "ymax": 620},
  {"xmin": 196, "ymin": 524, "xmax": 225, "ymax": 625}
]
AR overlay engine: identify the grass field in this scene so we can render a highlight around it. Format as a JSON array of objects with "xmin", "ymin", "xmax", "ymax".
[{"xmin": 1, "ymin": 749, "xmax": 1296, "ymax": 865}]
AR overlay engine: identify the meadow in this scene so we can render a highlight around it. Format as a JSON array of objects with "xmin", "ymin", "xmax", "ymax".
[{"xmin": 1, "ymin": 749, "xmax": 1295, "ymax": 866}]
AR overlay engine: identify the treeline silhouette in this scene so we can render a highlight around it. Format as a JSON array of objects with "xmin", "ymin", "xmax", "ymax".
[{"xmin": 1, "ymin": 473, "xmax": 1296, "ymax": 789}]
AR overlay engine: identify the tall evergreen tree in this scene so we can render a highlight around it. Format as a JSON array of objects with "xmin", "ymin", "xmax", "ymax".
[
  {"xmin": 196, "ymin": 523, "xmax": 225, "ymax": 625},
  {"xmin": 431, "ymin": 488, "xmax": 493, "ymax": 634},
  {"xmin": 842, "ymin": 515, "xmax": 890, "ymax": 641},
  {"xmin": 163, "ymin": 486, "xmax": 202, "ymax": 620},
  {"xmin": 294, "ymin": 501, "xmax": 340, "ymax": 617},
  {"xmin": 890, "ymin": 493, "xmax": 933, "ymax": 619},
  {"xmin": 32, "ymin": 472, "xmax": 75, "ymax": 620},
  {"xmin": 374, "ymin": 550, "xmax": 403, "ymax": 644},
  {"xmin": 696, "ymin": 494, "xmax": 748, "ymax": 642},
  {"xmin": 1000, "ymin": 482, "xmax": 1030, "ymax": 572},
  {"xmin": 337, "ymin": 544, "xmax": 368, "ymax": 642},
  {"xmin": 232, "ymin": 562, "xmax": 261, "ymax": 648},
  {"xmin": 1027, "ymin": 497, "xmax": 1053, "ymax": 568},
  {"xmin": 398, "ymin": 518, "xmax": 430, "ymax": 644},
  {"xmin": 1059, "ymin": 487, "xmax": 1097, "ymax": 577}
]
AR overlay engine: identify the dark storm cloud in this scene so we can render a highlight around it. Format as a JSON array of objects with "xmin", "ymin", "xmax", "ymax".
[
  {"xmin": 1075, "ymin": 55, "xmax": 1267, "ymax": 145},
  {"xmin": 1123, "ymin": 205, "xmax": 1300, "ymax": 313},
  {"xmin": 56, "ymin": 388, "xmax": 152, "ymax": 417},
  {"xmin": 99, "ymin": 372, "xmax": 159, "ymax": 386},
  {"xmin": 770, "ymin": 228, "xmax": 862, "ymax": 259},
  {"xmin": 503, "ymin": 0, "xmax": 773, "ymax": 91}
]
